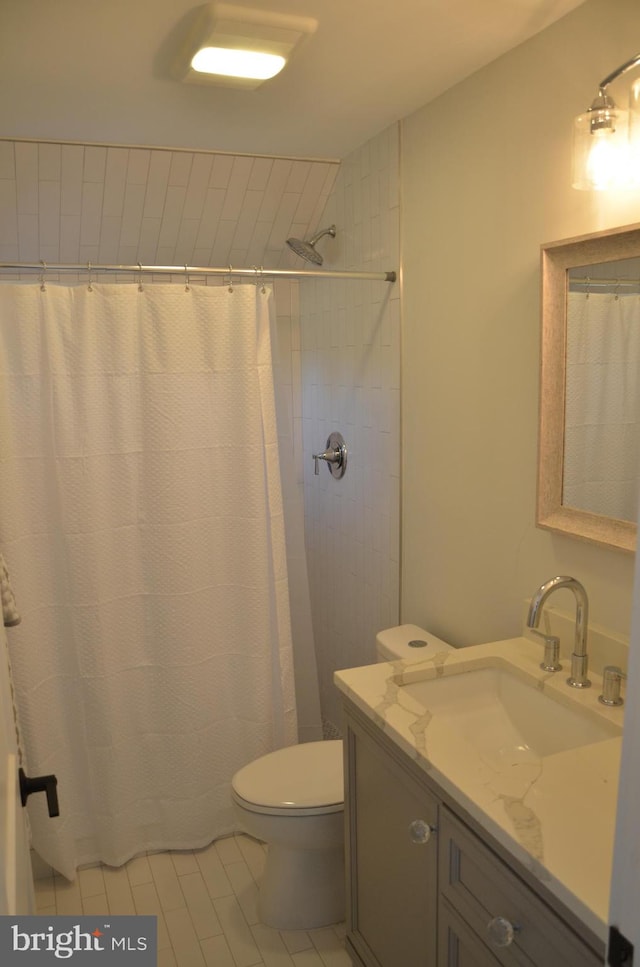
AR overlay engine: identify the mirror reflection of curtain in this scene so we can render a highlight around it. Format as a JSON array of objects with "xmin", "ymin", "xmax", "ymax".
[{"xmin": 564, "ymin": 291, "xmax": 640, "ymax": 522}]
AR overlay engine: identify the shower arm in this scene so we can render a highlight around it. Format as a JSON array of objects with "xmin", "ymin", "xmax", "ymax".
[
  {"xmin": 0, "ymin": 259, "xmax": 396, "ymax": 284},
  {"xmin": 307, "ymin": 226, "xmax": 337, "ymax": 247}
]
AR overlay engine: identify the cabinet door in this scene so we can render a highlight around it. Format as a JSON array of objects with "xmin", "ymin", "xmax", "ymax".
[{"xmin": 345, "ymin": 715, "xmax": 439, "ymax": 967}]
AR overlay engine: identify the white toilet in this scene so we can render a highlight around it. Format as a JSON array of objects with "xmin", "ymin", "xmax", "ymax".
[{"xmin": 231, "ymin": 624, "xmax": 453, "ymax": 930}]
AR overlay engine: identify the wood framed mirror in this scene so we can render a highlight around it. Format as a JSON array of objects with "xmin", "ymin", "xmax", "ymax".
[{"xmin": 538, "ymin": 222, "xmax": 640, "ymax": 553}]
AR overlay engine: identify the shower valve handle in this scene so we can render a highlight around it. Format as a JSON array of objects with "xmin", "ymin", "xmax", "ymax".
[
  {"xmin": 19, "ymin": 767, "xmax": 59, "ymax": 817},
  {"xmin": 312, "ymin": 432, "xmax": 347, "ymax": 479},
  {"xmin": 313, "ymin": 447, "xmax": 341, "ymax": 473}
]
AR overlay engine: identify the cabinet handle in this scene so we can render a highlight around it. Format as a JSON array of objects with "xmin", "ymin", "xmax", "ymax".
[
  {"xmin": 408, "ymin": 819, "xmax": 435, "ymax": 844},
  {"xmin": 486, "ymin": 916, "xmax": 519, "ymax": 948}
]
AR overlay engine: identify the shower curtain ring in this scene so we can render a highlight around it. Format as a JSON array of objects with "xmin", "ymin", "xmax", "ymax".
[
  {"xmin": 260, "ymin": 265, "xmax": 266, "ymax": 294},
  {"xmin": 585, "ymin": 276, "xmax": 590, "ymax": 300},
  {"xmin": 87, "ymin": 262, "xmax": 93, "ymax": 292},
  {"xmin": 184, "ymin": 264, "xmax": 190, "ymax": 292},
  {"xmin": 615, "ymin": 279, "xmax": 620, "ymax": 301},
  {"xmin": 228, "ymin": 265, "xmax": 233, "ymax": 293},
  {"xmin": 137, "ymin": 262, "xmax": 143, "ymax": 292},
  {"xmin": 39, "ymin": 260, "xmax": 46, "ymax": 292}
]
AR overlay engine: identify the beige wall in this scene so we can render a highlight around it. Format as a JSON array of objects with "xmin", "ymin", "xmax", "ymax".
[{"xmin": 401, "ymin": 0, "xmax": 640, "ymax": 646}]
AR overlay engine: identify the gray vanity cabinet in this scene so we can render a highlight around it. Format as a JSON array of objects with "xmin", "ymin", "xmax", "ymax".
[
  {"xmin": 345, "ymin": 710, "xmax": 439, "ymax": 966},
  {"xmin": 343, "ymin": 702, "xmax": 604, "ymax": 967}
]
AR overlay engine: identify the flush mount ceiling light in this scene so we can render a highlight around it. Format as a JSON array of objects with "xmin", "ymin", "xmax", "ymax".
[
  {"xmin": 572, "ymin": 53, "xmax": 640, "ymax": 190},
  {"xmin": 172, "ymin": 2, "xmax": 317, "ymax": 90}
]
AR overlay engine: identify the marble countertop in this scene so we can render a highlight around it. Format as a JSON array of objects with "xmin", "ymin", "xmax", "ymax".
[{"xmin": 335, "ymin": 636, "xmax": 624, "ymax": 942}]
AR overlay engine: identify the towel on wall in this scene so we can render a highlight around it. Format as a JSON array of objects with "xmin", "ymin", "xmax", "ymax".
[{"xmin": 0, "ymin": 551, "xmax": 21, "ymax": 626}]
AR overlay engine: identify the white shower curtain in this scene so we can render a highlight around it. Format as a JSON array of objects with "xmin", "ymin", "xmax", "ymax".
[
  {"xmin": 0, "ymin": 282, "xmax": 298, "ymax": 880},
  {"xmin": 564, "ymin": 291, "xmax": 640, "ymax": 521}
]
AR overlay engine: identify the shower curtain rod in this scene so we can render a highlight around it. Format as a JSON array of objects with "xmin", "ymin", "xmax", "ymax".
[
  {"xmin": 570, "ymin": 276, "xmax": 640, "ymax": 288},
  {"xmin": 0, "ymin": 260, "xmax": 396, "ymax": 284}
]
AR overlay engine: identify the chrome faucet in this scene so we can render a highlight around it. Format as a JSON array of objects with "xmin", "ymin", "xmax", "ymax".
[{"xmin": 527, "ymin": 576, "xmax": 591, "ymax": 689}]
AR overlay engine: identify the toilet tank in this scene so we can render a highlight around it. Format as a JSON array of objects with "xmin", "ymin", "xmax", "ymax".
[{"xmin": 375, "ymin": 624, "xmax": 454, "ymax": 662}]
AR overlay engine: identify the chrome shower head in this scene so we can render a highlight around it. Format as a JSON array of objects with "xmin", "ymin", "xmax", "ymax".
[{"xmin": 286, "ymin": 224, "xmax": 336, "ymax": 265}]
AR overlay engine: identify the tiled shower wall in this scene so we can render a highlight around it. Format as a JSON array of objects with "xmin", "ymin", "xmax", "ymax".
[
  {"xmin": 300, "ymin": 124, "xmax": 401, "ymax": 732},
  {"xmin": 0, "ymin": 139, "xmax": 335, "ymax": 741},
  {"xmin": 0, "ymin": 140, "xmax": 337, "ymax": 270},
  {"xmin": 0, "ymin": 134, "xmax": 402, "ymax": 738}
]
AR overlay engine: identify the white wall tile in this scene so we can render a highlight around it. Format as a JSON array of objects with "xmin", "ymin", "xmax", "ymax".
[
  {"xmin": 83, "ymin": 146, "xmax": 107, "ymax": 183},
  {"xmin": 257, "ymin": 160, "xmax": 293, "ymax": 222},
  {"xmin": 286, "ymin": 161, "xmax": 312, "ymax": 194},
  {"xmin": 38, "ymin": 143, "xmax": 61, "ymax": 181},
  {"xmin": 15, "ymin": 142, "xmax": 38, "ymax": 214},
  {"xmin": 248, "ymin": 157, "xmax": 273, "ymax": 191},
  {"xmin": 0, "ymin": 180, "xmax": 18, "ymax": 245},
  {"xmin": 38, "ymin": 179, "xmax": 60, "ymax": 248},
  {"xmin": 300, "ymin": 123, "xmax": 401, "ymax": 731},
  {"xmin": 157, "ymin": 185, "xmax": 187, "ymax": 250},
  {"xmin": 143, "ymin": 152, "xmax": 172, "ymax": 219},
  {"xmin": 127, "ymin": 149, "xmax": 151, "ymax": 186},
  {"xmin": 182, "ymin": 154, "xmax": 214, "ymax": 220},
  {"xmin": 209, "ymin": 154, "xmax": 235, "ymax": 189},
  {"xmin": 79, "ymin": 181, "xmax": 104, "ymax": 246},
  {"xmin": 17, "ymin": 212, "xmax": 39, "ymax": 260},
  {"xmin": 168, "ymin": 152, "xmax": 194, "ymax": 187},
  {"xmin": 220, "ymin": 156, "xmax": 254, "ymax": 219},
  {"xmin": 61, "ymin": 145, "xmax": 84, "ymax": 215},
  {"xmin": 102, "ymin": 148, "xmax": 129, "ymax": 217},
  {"xmin": 98, "ymin": 214, "xmax": 123, "ymax": 263},
  {"xmin": 231, "ymin": 189, "xmax": 266, "ymax": 251},
  {"xmin": 0, "ymin": 142, "xmax": 15, "ymax": 179}
]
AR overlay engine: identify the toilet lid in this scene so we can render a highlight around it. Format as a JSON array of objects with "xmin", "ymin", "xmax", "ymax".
[{"xmin": 232, "ymin": 740, "xmax": 343, "ymax": 811}]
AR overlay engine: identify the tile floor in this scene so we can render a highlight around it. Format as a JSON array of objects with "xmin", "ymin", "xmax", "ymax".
[{"xmin": 31, "ymin": 835, "xmax": 352, "ymax": 967}]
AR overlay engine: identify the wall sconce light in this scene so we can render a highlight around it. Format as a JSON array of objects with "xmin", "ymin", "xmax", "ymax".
[
  {"xmin": 572, "ymin": 53, "xmax": 640, "ymax": 190},
  {"xmin": 171, "ymin": 2, "xmax": 317, "ymax": 90}
]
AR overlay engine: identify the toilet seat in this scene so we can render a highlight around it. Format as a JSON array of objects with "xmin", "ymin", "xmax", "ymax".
[{"xmin": 231, "ymin": 740, "xmax": 343, "ymax": 817}]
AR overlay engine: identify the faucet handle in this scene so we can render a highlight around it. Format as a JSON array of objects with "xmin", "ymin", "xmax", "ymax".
[
  {"xmin": 528, "ymin": 628, "xmax": 562, "ymax": 672},
  {"xmin": 598, "ymin": 665, "xmax": 626, "ymax": 707}
]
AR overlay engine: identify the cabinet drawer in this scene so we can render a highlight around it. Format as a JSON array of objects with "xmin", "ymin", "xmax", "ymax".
[
  {"xmin": 439, "ymin": 898, "xmax": 500, "ymax": 967},
  {"xmin": 439, "ymin": 808, "xmax": 601, "ymax": 967}
]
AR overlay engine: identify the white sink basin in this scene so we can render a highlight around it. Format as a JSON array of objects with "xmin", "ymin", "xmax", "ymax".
[{"xmin": 399, "ymin": 666, "xmax": 621, "ymax": 768}]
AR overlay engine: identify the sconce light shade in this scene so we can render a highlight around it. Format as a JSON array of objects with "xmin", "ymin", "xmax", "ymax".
[
  {"xmin": 628, "ymin": 78, "xmax": 640, "ymax": 187},
  {"xmin": 572, "ymin": 96, "xmax": 630, "ymax": 190},
  {"xmin": 572, "ymin": 53, "xmax": 640, "ymax": 190},
  {"xmin": 171, "ymin": 2, "xmax": 317, "ymax": 90}
]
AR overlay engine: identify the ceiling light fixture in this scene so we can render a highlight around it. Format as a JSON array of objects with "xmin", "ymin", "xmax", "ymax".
[
  {"xmin": 172, "ymin": 2, "xmax": 317, "ymax": 90},
  {"xmin": 572, "ymin": 53, "xmax": 640, "ymax": 190}
]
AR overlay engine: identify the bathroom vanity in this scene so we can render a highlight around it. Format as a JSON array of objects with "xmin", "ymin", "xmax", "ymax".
[{"xmin": 336, "ymin": 636, "xmax": 623, "ymax": 966}]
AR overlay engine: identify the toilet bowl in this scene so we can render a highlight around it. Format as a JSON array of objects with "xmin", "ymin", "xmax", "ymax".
[
  {"xmin": 231, "ymin": 740, "xmax": 344, "ymax": 930},
  {"xmin": 231, "ymin": 624, "xmax": 454, "ymax": 930}
]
